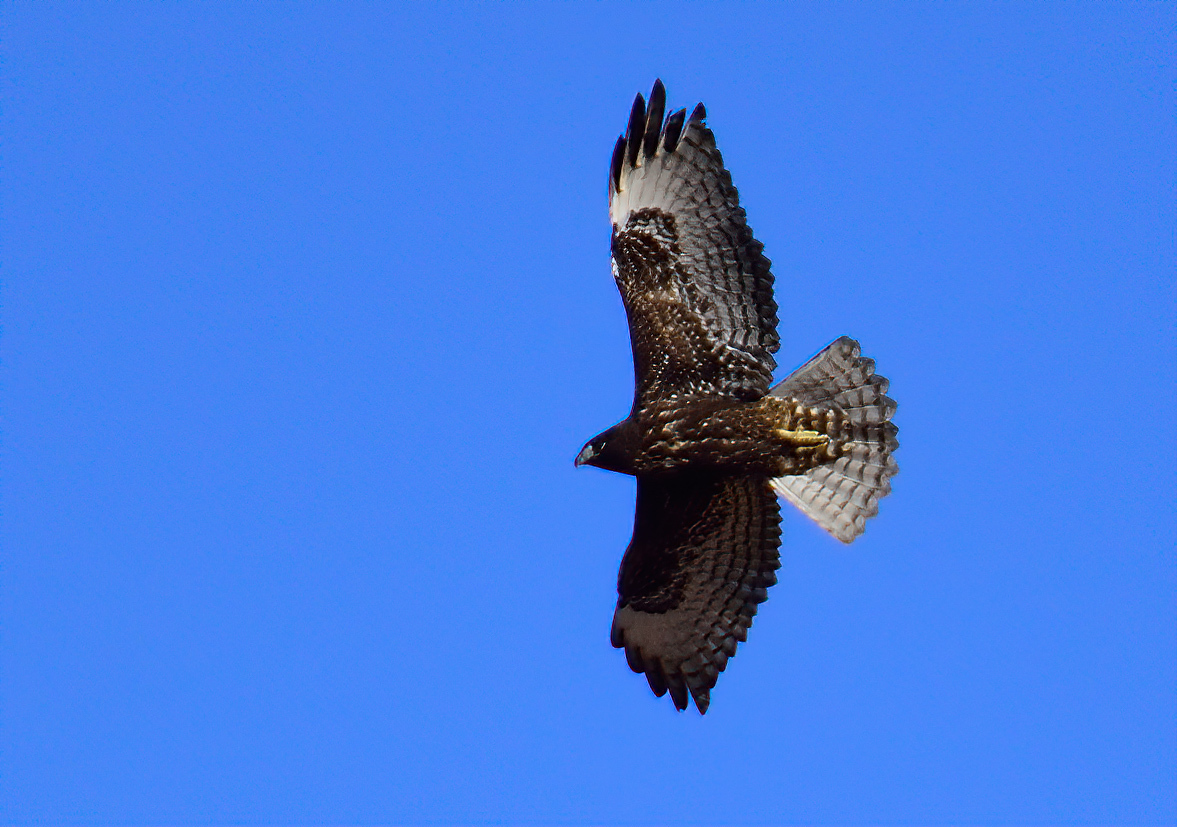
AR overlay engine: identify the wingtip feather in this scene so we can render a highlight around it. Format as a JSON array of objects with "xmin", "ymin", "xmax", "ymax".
[
  {"xmin": 663, "ymin": 107, "xmax": 686, "ymax": 153},
  {"xmin": 692, "ymin": 687, "xmax": 711, "ymax": 714},
  {"xmin": 643, "ymin": 80, "xmax": 666, "ymax": 160},
  {"xmin": 626, "ymin": 92, "xmax": 646, "ymax": 167}
]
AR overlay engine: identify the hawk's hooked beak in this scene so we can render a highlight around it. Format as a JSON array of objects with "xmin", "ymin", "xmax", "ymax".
[{"xmin": 575, "ymin": 444, "xmax": 596, "ymax": 468}]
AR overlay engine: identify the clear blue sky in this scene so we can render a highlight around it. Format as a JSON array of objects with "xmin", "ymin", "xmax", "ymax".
[{"xmin": 5, "ymin": 4, "xmax": 1174, "ymax": 825}]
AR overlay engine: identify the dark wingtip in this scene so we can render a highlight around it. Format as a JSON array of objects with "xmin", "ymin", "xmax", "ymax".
[
  {"xmin": 663, "ymin": 107, "xmax": 686, "ymax": 153},
  {"xmin": 610, "ymin": 134, "xmax": 626, "ymax": 194},
  {"xmin": 642, "ymin": 79, "xmax": 666, "ymax": 160},
  {"xmin": 689, "ymin": 102, "xmax": 707, "ymax": 123},
  {"xmin": 692, "ymin": 687, "xmax": 711, "ymax": 715},
  {"xmin": 622, "ymin": 640, "xmax": 646, "ymax": 673},
  {"xmin": 626, "ymin": 92, "xmax": 646, "ymax": 167},
  {"xmin": 645, "ymin": 662, "xmax": 668, "ymax": 697}
]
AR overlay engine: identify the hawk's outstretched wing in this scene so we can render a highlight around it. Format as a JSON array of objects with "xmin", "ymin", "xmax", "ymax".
[
  {"xmin": 609, "ymin": 80, "xmax": 779, "ymax": 406},
  {"xmin": 611, "ymin": 473, "xmax": 782, "ymax": 714}
]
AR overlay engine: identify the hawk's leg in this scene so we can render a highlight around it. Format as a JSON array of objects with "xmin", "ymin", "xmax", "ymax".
[
  {"xmin": 774, "ymin": 427, "xmax": 829, "ymax": 449},
  {"xmin": 765, "ymin": 397, "xmax": 849, "ymax": 474}
]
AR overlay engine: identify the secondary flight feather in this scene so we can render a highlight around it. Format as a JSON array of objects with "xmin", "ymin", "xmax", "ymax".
[{"xmin": 576, "ymin": 80, "xmax": 899, "ymax": 714}]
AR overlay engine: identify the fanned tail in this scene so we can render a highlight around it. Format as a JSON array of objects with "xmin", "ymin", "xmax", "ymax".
[{"xmin": 770, "ymin": 337, "xmax": 898, "ymax": 543}]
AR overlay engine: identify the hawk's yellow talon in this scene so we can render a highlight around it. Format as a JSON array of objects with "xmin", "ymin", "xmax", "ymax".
[{"xmin": 775, "ymin": 427, "xmax": 829, "ymax": 448}]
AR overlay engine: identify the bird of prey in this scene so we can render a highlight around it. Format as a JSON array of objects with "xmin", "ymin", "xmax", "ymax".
[{"xmin": 575, "ymin": 80, "xmax": 899, "ymax": 714}]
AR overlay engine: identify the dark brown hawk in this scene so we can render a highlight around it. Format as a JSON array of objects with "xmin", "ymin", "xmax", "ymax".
[{"xmin": 576, "ymin": 80, "xmax": 899, "ymax": 714}]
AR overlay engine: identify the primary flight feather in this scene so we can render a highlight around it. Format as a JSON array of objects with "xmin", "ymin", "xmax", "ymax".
[{"xmin": 576, "ymin": 80, "xmax": 899, "ymax": 714}]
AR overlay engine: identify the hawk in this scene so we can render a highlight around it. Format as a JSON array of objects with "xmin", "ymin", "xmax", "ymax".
[{"xmin": 576, "ymin": 81, "xmax": 899, "ymax": 714}]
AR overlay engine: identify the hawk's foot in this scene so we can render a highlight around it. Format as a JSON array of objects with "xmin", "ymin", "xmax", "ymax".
[{"xmin": 775, "ymin": 427, "xmax": 829, "ymax": 450}]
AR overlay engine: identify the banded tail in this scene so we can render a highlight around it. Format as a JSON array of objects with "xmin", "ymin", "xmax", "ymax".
[{"xmin": 770, "ymin": 337, "xmax": 898, "ymax": 543}]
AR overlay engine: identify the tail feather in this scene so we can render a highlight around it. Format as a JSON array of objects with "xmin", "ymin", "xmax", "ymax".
[{"xmin": 770, "ymin": 337, "xmax": 898, "ymax": 543}]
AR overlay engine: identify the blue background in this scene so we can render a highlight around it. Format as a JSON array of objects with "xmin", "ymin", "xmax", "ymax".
[{"xmin": 5, "ymin": 4, "xmax": 1174, "ymax": 824}]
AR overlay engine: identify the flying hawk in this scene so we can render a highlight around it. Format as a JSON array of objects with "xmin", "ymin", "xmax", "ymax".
[{"xmin": 576, "ymin": 80, "xmax": 899, "ymax": 714}]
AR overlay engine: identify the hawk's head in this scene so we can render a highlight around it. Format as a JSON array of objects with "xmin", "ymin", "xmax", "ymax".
[
  {"xmin": 575, "ymin": 421, "xmax": 638, "ymax": 475},
  {"xmin": 574, "ymin": 437, "xmax": 605, "ymax": 469}
]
